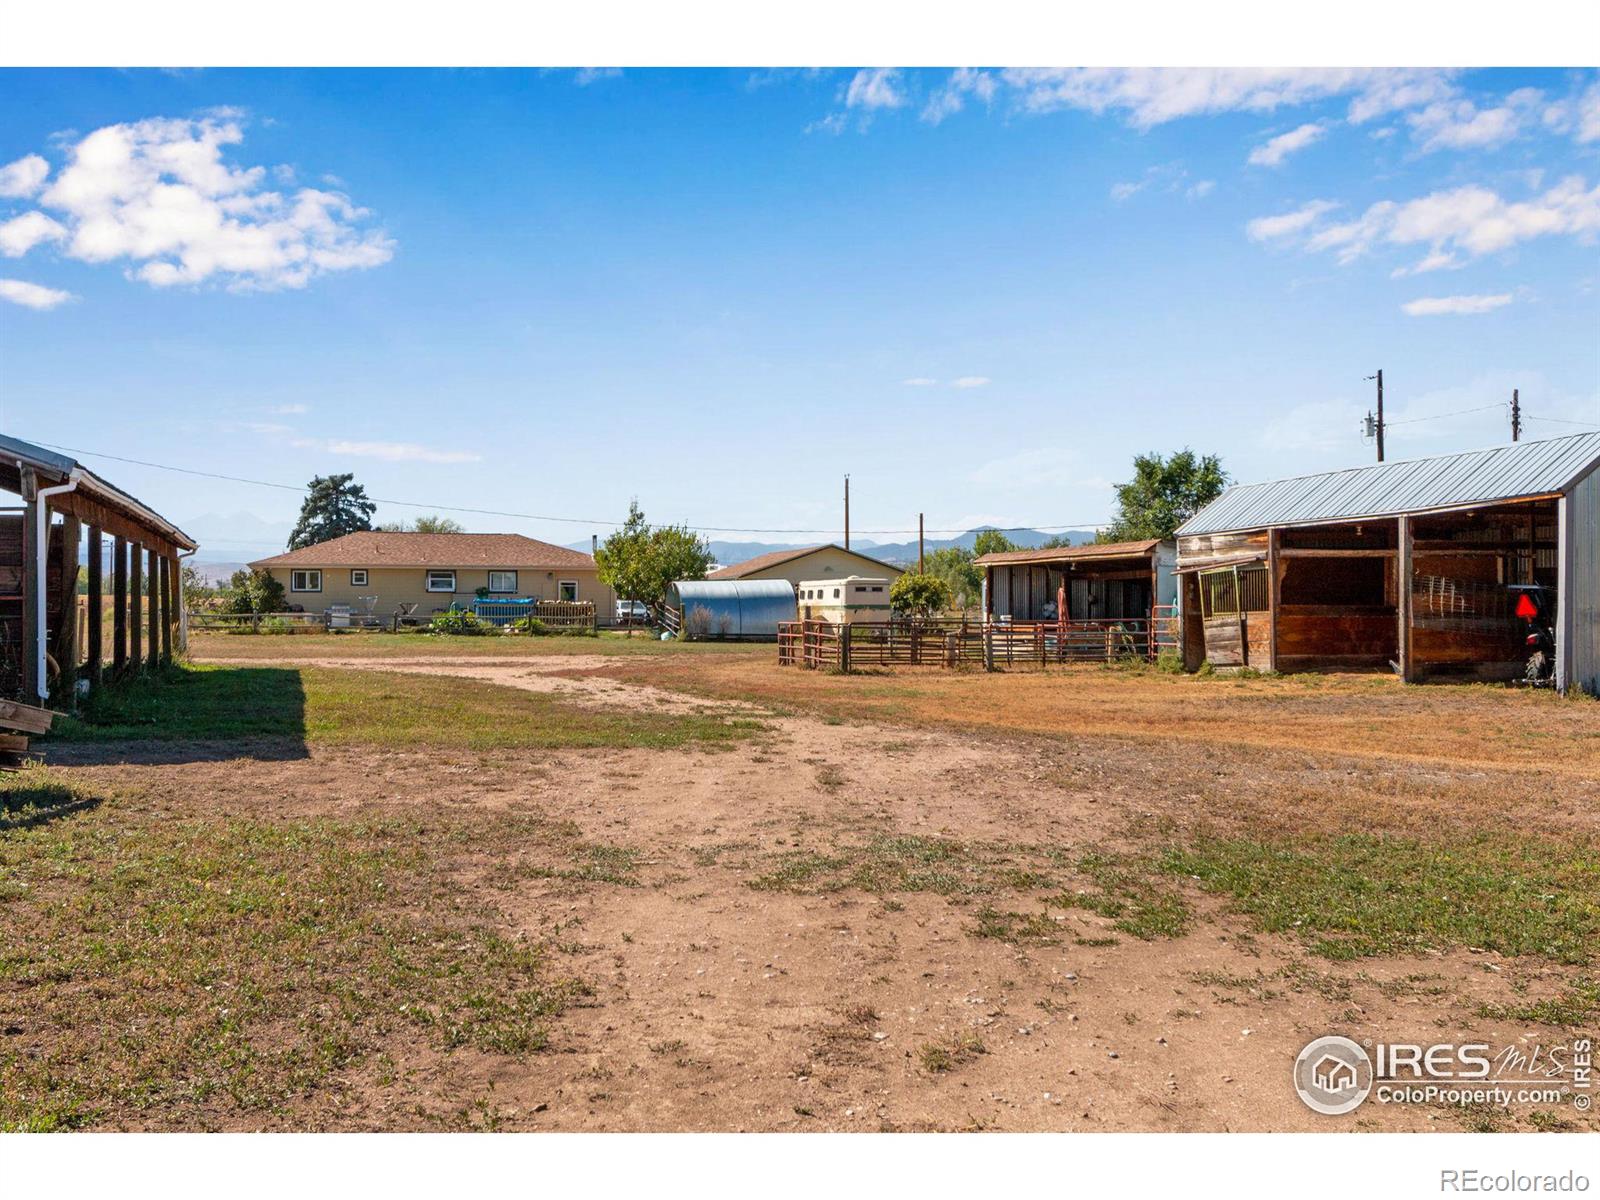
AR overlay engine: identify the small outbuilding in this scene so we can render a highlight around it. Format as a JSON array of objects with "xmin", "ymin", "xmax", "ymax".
[
  {"xmin": 1174, "ymin": 433, "xmax": 1600, "ymax": 692},
  {"xmin": 976, "ymin": 539, "xmax": 1177, "ymax": 624},
  {"xmin": 666, "ymin": 579, "xmax": 796, "ymax": 640},
  {"xmin": 709, "ymin": 543, "xmax": 904, "ymax": 590},
  {"xmin": 796, "ymin": 576, "xmax": 893, "ymax": 624}
]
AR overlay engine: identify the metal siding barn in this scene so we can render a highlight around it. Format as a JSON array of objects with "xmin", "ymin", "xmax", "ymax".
[
  {"xmin": 666, "ymin": 579, "xmax": 796, "ymax": 640},
  {"xmin": 1174, "ymin": 433, "xmax": 1600, "ymax": 693}
]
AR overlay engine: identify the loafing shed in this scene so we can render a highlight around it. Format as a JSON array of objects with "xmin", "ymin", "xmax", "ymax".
[{"xmin": 1174, "ymin": 433, "xmax": 1600, "ymax": 693}]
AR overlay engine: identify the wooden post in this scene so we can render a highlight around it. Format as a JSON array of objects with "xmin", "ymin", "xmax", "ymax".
[
  {"xmin": 146, "ymin": 548, "xmax": 160, "ymax": 670},
  {"xmin": 1266, "ymin": 528, "xmax": 1280, "ymax": 674},
  {"xmin": 19, "ymin": 467, "xmax": 38, "ymax": 701},
  {"xmin": 112, "ymin": 536, "xmax": 127, "ymax": 675},
  {"xmin": 159, "ymin": 555, "xmax": 173, "ymax": 664},
  {"xmin": 983, "ymin": 620, "xmax": 995, "ymax": 672},
  {"xmin": 57, "ymin": 515, "xmax": 80, "ymax": 702},
  {"xmin": 170, "ymin": 554, "xmax": 184, "ymax": 655},
  {"xmin": 86, "ymin": 526, "xmax": 103, "ymax": 690},
  {"xmin": 839, "ymin": 622, "xmax": 851, "ymax": 673},
  {"xmin": 129, "ymin": 543, "xmax": 143, "ymax": 672},
  {"xmin": 1396, "ymin": 515, "xmax": 1414, "ymax": 682},
  {"xmin": 1232, "ymin": 563, "xmax": 1247, "ymax": 667}
]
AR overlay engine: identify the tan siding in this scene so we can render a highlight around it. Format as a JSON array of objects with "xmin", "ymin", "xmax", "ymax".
[
  {"xmin": 732, "ymin": 547, "xmax": 903, "ymax": 590},
  {"xmin": 264, "ymin": 565, "xmax": 614, "ymax": 617}
]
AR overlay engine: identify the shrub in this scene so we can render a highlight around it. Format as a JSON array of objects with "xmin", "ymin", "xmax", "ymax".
[
  {"xmin": 258, "ymin": 616, "xmax": 295, "ymax": 635},
  {"xmin": 1155, "ymin": 648, "xmax": 1184, "ymax": 674},
  {"xmin": 682, "ymin": 604, "xmax": 713, "ymax": 641},
  {"xmin": 219, "ymin": 568, "xmax": 286, "ymax": 616},
  {"xmin": 514, "ymin": 616, "xmax": 551, "ymax": 636},
  {"xmin": 889, "ymin": 573, "xmax": 952, "ymax": 618},
  {"xmin": 428, "ymin": 608, "xmax": 499, "ymax": 636}
]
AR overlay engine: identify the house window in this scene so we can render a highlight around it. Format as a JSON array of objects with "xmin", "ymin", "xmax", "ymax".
[
  {"xmin": 290, "ymin": 569, "xmax": 322, "ymax": 593},
  {"xmin": 426, "ymin": 570, "xmax": 456, "ymax": 593},
  {"xmin": 350, "ymin": 569, "xmax": 368, "ymax": 587},
  {"xmin": 558, "ymin": 579, "xmax": 578, "ymax": 602},
  {"xmin": 487, "ymin": 570, "xmax": 517, "ymax": 594}
]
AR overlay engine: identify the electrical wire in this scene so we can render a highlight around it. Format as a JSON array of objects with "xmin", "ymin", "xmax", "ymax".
[
  {"xmin": 1383, "ymin": 401, "xmax": 1508, "ymax": 427},
  {"xmin": 1523, "ymin": 413, "xmax": 1600, "ymax": 428},
  {"xmin": 30, "ymin": 438, "xmax": 1109, "ymax": 537}
]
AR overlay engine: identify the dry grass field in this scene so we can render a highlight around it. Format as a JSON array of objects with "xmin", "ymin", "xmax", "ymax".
[{"xmin": 2, "ymin": 630, "xmax": 1595, "ymax": 1133}]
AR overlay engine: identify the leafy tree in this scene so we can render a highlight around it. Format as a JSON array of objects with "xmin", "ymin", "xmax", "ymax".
[
  {"xmin": 1038, "ymin": 532, "xmax": 1080, "ymax": 550},
  {"xmin": 287, "ymin": 474, "xmax": 376, "ymax": 550},
  {"xmin": 594, "ymin": 500, "xmax": 713, "ymax": 608},
  {"xmin": 219, "ymin": 568, "xmax": 286, "ymax": 615},
  {"xmin": 924, "ymin": 546, "xmax": 982, "ymax": 610},
  {"xmin": 180, "ymin": 563, "xmax": 216, "ymax": 605},
  {"xmin": 889, "ymin": 572, "xmax": 952, "ymax": 617},
  {"xmin": 377, "ymin": 514, "xmax": 465, "ymax": 534},
  {"xmin": 1099, "ymin": 450, "xmax": 1228, "ymax": 542},
  {"xmin": 971, "ymin": 529, "xmax": 1018, "ymax": 557}
]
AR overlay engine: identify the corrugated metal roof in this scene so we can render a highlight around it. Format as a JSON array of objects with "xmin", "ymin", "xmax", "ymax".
[
  {"xmin": 975, "ymin": 538, "xmax": 1162, "ymax": 567},
  {"xmin": 0, "ymin": 432, "xmax": 197, "ymax": 550},
  {"xmin": 1177, "ymin": 433, "xmax": 1600, "ymax": 537}
]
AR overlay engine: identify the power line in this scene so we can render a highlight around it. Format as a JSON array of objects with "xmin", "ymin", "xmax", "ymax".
[
  {"xmin": 32, "ymin": 438, "xmax": 1109, "ymax": 537},
  {"xmin": 1523, "ymin": 413, "xmax": 1600, "ymax": 429},
  {"xmin": 1383, "ymin": 401, "xmax": 1507, "ymax": 427}
]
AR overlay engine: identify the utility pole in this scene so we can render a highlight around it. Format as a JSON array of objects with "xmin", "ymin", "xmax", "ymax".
[
  {"xmin": 1511, "ymin": 388, "xmax": 1521, "ymax": 442},
  {"xmin": 843, "ymin": 474, "xmax": 850, "ymax": 550},
  {"xmin": 1363, "ymin": 369, "xmax": 1385, "ymax": 462},
  {"xmin": 918, "ymin": 513, "xmax": 924, "ymax": 574}
]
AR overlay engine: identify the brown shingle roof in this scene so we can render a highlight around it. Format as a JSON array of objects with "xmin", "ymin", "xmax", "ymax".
[
  {"xmin": 708, "ymin": 543, "xmax": 902, "ymax": 579},
  {"xmin": 973, "ymin": 538, "xmax": 1162, "ymax": 567},
  {"xmin": 251, "ymin": 531, "xmax": 595, "ymax": 570}
]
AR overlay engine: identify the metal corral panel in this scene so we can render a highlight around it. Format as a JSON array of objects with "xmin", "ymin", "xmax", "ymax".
[
  {"xmin": 1178, "ymin": 433, "xmax": 1600, "ymax": 537},
  {"xmin": 667, "ymin": 579, "xmax": 796, "ymax": 639},
  {"xmin": 1559, "ymin": 460, "xmax": 1600, "ymax": 696}
]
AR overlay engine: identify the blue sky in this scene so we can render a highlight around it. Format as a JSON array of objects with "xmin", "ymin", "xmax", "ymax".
[{"xmin": 0, "ymin": 67, "xmax": 1596, "ymax": 560}]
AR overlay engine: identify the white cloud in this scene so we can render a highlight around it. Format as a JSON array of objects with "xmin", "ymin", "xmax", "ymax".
[
  {"xmin": 1110, "ymin": 161, "xmax": 1211, "ymax": 203},
  {"xmin": 1186, "ymin": 180, "xmax": 1216, "ymax": 200},
  {"xmin": 0, "ymin": 154, "xmax": 50, "ymax": 198},
  {"xmin": 1246, "ymin": 199, "xmax": 1339, "ymax": 242},
  {"xmin": 7, "ymin": 114, "xmax": 393, "ymax": 292},
  {"xmin": 951, "ymin": 376, "xmax": 990, "ymax": 389},
  {"xmin": 901, "ymin": 377, "xmax": 937, "ymax": 386},
  {"xmin": 1248, "ymin": 122, "xmax": 1326, "ymax": 167},
  {"xmin": 574, "ymin": 68, "xmax": 622, "ymax": 86},
  {"xmin": 1252, "ymin": 176, "xmax": 1600, "ymax": 271},
  {"xmin": 0, "ymin": 278, "xmax": 74, "ymax": 310},
  {"xmin": 921, "ymin": 68, "xmax": 996, "ymax": 125},
  {"xmin": 998, "ymin": 68, "xmax": 1452, "ymax": 129},
  {"xmin": 269, "ymin": 402, "xmax": 310, "ymax": 414},
  {"xmin": 293, "ymin": 438, "xmax": 482, "ymax": 464},
  {"xmin": 845, "ymin": 69, "xmax": 906, "ymax": 111},
  {"xmin": 1401, "ymin": 293, "xmax": 1513, "ymax": 316},
  {"xmin": 1406, "ymin": 88, "xmax": 1542, "ymax": 152},
  {"xmin": 0, "ymin": 211, "xmax": 67, "ymax": 257},
  {"xmin": 1389, "ymin": 250, "xmax": 1462, "ymax": 277},
  {"xmin": 1110, "ymin": 180, "xmax": 1145, "ymax": 202},
  {"xmin": 1543, "ymin": 81, "xmax": 1600, "ymax": 144},
  {"xmin": 804, "ymin": 112, "xmax": 848, "ymax": 136}
]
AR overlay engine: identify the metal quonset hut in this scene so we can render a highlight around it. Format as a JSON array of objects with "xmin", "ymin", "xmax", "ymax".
[
  {"xmin": 1174, "ymin": 433, "xmax": 1600, "ymax": 693},
  {"xmin": 665, "ymin": 579, "xmax": 796, "ymax": 640}
]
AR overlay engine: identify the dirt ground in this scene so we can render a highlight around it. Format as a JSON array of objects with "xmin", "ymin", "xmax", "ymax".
[{"xmin": 39, "ymin": 645, "xmax": 1600, "ymax": 1132}]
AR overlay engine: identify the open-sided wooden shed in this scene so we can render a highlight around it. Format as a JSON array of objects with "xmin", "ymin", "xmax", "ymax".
[
  {"xmin": 1174, "ymin": 433, "xmax": 1600, "ymax": 693},
  {"xmin": 0, "ymin": 434, "xmax": 196, "ymax": 706}
]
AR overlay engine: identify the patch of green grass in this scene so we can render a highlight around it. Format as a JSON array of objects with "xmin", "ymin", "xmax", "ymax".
[
  {"xmin": 0, "ymin": 764, "xmax": 98, "ymax": 827},
  {"xmin": 1478, "ymin": 978, "xmax": 1600, "ymax": 1027},
  {"xmin": 0, "ymin": 807, "xmax": 587, "ymax": 1131},
  {"xmin": 1162, "ymin": 834, "xmax": 1600, "ymax": 964},
  {"xmin": 971, "ymin": 906, "xmax": 1062, "ymax": 944},
  {"xmin": 1051, "ymin": 850, "xmax": 1191, "ymax": 940},
  {"xmin": 52, "ymin": 663, "xmax": 764, "ymax": 752},
  {"xmin": 749, "ymin": 835, "xmax": 995, "ymax": 897}
]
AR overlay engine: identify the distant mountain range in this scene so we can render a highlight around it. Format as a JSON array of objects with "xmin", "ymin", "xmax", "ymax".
[{"xmin": 566, "ymin": 526, "xmax": 1101, "ymax": 569}]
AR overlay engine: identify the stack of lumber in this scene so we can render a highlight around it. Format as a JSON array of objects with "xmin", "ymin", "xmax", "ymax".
[{"xmin": 0, "ymin": 698, "xmax": 54, "ymax": 769}]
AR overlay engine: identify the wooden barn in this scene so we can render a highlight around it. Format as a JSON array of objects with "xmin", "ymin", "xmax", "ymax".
[
  {"xmin": 1174, "ymin": 433, "xmax": 1600, "ymax": 693},
  {"xmin": 976, "ymin": 539, "xmax": 1177, "ymax": 624},
  {"xmin": 0, "ymin": 434, "xmax": 197, "ymax": 706}
]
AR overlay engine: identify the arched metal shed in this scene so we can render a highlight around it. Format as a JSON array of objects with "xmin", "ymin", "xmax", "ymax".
[{"xmin": 666, "ymin": 579, "xmax": 795, "ymax": 640}]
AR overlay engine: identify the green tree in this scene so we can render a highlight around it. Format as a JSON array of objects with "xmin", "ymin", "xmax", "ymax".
[
  {"xmin": 287, "ymin": 474, "xmax": 377, "ymax": 550},
  {"xmin": 889, "ymin": 572, "xmax": 953, "ymax": 617},
  {"xmin": 219, "ymin": 568, "xmax": 286, "ymax": 615},
  {"xmin": 1099, "ymin": 450, "xmax": 1228, "ymax": 542},
  {"xmin": 377, "ymin": 514, "xmax": 465, "ymax": 534},
  {"xmin": 971, "ymin": 528, "xmax": 1018, "ymax": 557},
  {"xmin": 594, "ymin": 500, "xmax": 713, "ymax": 608},
  {"xmin": 924, "ymin": 546, "xmax": 982, "ymax": 610}
]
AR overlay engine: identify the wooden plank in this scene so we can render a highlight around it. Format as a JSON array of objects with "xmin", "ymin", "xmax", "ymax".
[
  {"xmin": 1396, "ymin": 515, "xmax": 1414, "ymax": 682},
  {"xmin": 147, "ymin": 547, "xmax": 160, "ymax": 670},
  {"xmin": 158, "ymin": 554, "xmax": 172, "ymax": 664},
  {"xmin": 1266, "ymin": 528, "xmax": 1280, "ymax": 674},
  {"xmin": 20, "ymin": 468, "xmax": 38, "ymax": 701},
  {"xmin": 47, "ymin": 489, "xmax": 181, "ymax": 559},
  {"xmin": 112, "ymin": 536, "xmax": 127, "ymax": 674},
  {"xmin": 55, "ymin": 514, "xmax": 80, "ymax": 702},
  {"xmin": 85, "ymin": 525, "xmax": 103, "ymax": 689},
  {"xmin": 129, "ymin": 542, "xmax": 143, "ymax": 672},
  {"xmin": 0, "ymin": 698, "xmax": 55, "ymax": 734},
  {"xmin": 0, "ymin": 733, "xmax": 28, "ymax": 752}
]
